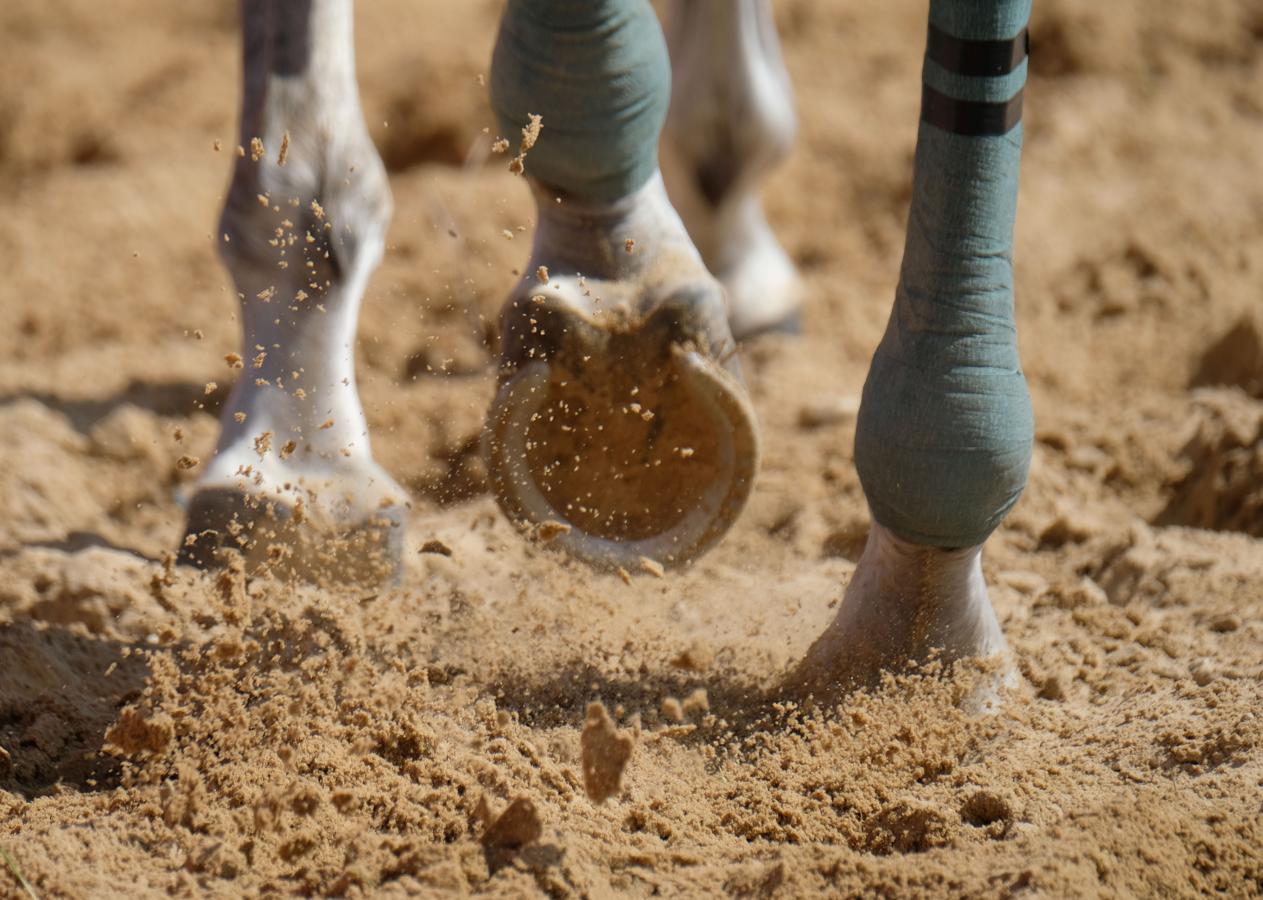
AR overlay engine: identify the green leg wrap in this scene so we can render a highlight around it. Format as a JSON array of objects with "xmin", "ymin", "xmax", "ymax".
[
  {"xmin": 491, "ymin": 0, "xmax": 670, "ymax": 203},
  {"xmin": 854, "ymin": 0, "xmax": 1034, "ymax": 549}
]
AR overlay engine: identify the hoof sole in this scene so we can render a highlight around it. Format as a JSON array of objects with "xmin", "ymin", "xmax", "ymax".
[{"xmin": 484, "ymin": 346, "xmax": 760, "ymax": 571}]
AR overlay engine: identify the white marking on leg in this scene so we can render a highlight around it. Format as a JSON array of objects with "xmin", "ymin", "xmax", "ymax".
[{"xmin": 199, "ymin": 0, "xmax": 402, "ymax": 522}]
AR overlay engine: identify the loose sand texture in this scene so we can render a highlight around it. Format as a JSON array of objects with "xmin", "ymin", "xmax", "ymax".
[{"xmin": 1, "ymin": 0, "xmax": 1262, "ymax": 896}]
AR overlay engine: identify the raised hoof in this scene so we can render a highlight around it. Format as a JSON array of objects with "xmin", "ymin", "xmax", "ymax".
[
  {"xmin": 484, "ymin": 173, "xmax": 762, "ymax": 571},
  {"xmin": 485, "ymin": 294, "xmax": 759, "ymax": 571},
  {"xmin": 178, "ymin": 488, "xmax": 405, "ymax": 586}
]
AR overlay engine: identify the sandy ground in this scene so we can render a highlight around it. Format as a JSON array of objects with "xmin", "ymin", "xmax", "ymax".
[{"xmin": 2, "ymin": 0, "xmax": 1262, "ymax": 896}]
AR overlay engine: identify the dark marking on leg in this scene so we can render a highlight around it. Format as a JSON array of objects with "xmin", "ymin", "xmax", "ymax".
[
  {"xmin": 694, "ymin": 147, "xmax": 742, "ymax": 209},
  {"xmin": 268, "ymin": 0, "xmax": 313, "ymax": 76}
]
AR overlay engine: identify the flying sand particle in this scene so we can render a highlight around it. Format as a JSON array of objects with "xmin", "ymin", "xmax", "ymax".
[
  {"xmin": 535, "ymin": 520, "xmax": 571, "ymax": 543},
  {"xmin": 639, "ymin": 556, "xmax": 665, "ymax": 578},
  {"xmin": 681, "ymin": 688, "xmax": 710, "ymax": 716},
  {"xmin": 671, "ymin": 639, "xmax": 715, "ymax": 672},
  {"xmin": 508, "ymin": 113, "xmax": 543, "ymax": 175}
]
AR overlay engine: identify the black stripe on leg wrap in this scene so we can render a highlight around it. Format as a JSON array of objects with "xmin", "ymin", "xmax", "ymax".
[
  {"xmin": 921, "ymin": 84, "xmax": 1024, "ymax": 136},
  {"xmin": 926, "ymin": 24, "xmax": 1028, "ymax": 77}
]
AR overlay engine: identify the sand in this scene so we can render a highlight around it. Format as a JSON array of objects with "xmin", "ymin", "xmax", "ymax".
[{"xmin": 1, "ymin": 0, "xmax": 1261, "ymax": 896}]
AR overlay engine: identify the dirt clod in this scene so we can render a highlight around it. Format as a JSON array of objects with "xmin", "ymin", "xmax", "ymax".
[
  {"xmin": 580, "ymin": 702, "xmax": 634, "ymax": 804},
  {"xmin": 479, "ymin": 796, "xmax": 542, "ymax": 849},
  {"xmin": 534, "ymin": 520, "xmax": 571, "ymax": 543}
]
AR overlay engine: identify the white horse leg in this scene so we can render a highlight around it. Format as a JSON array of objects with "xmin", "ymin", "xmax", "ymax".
[
  {"xmin": 662, "ymin": 0, "xmax": 802, "ymax": 338},
  {"xmin": 180, "ymin": 0, "xmax": 405, "ymax": 582}
]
